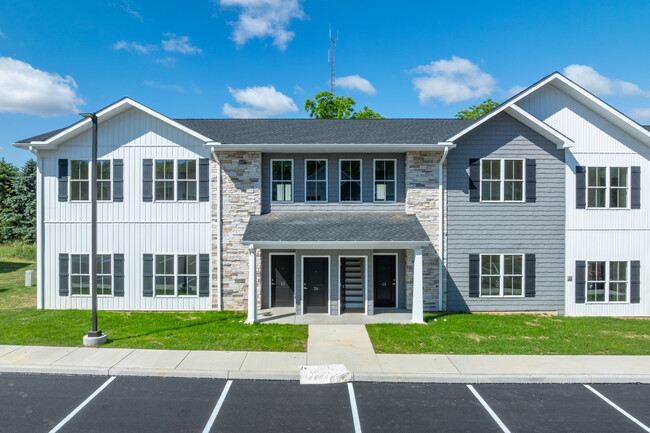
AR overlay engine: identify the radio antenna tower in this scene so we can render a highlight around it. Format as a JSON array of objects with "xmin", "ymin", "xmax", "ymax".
[{"xmin": 329, "ymin": 27, "xmax": 338, "ymax": 94}]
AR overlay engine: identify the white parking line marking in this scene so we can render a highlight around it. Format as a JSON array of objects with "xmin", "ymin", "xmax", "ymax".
[
  {"xmin": 49, "ymin": 376, "xmax": 116, "ymax": 433},
  {"xmin": 202, "ymin": 380, "xmax": 233, "ymax": 433},
  {"xmin": 347, "ymin": 382, "xmax": 362, "ymax": 433},
  {"xmin": 584, "ymin": 385, "xmax": 650, "ymax": 432},
  {"xmin": 467, "ymin": 385, "xmax": 511, "ymax": 433}
]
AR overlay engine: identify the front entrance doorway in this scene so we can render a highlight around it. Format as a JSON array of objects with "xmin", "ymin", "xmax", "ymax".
[
  {"xmin": 270, "ymin": 254, "xmax": 294, "ymax": 307},
  {"xmin": 374, "ymin": 255, "xmax": 397, "ymax": 308},
  {"xmin": 340, "ymin": 257, "xmax": 365, "ymax": 313},
  {"xmin": 303, "ymin": 257, "xmax": 329, "ymax": 313}
]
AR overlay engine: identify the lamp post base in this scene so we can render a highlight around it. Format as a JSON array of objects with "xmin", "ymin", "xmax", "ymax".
[{"xmin": 83, "ymin": 332, "xmax": 107, "ymax": 346}]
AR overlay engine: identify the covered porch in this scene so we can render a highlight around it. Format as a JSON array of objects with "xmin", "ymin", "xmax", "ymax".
[{"xmin": 242, "ymin": 212, "xmax": 431, "ymax": 324}]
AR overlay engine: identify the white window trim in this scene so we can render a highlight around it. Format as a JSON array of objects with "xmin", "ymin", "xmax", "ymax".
[
  {"xmin": 270, "ymin": 159, "xmax": 294, "ymax": 203},
  {"xmin": 153, "ymin": 253, "xmax": 200, "ymax": 298},
  {"xmin": 585, "ymin": 166, "xmax": 630, "ymax": 210},
  {"xmin": 478, "ymin": 253, "xmax": 525, "ymax": 298},
  {"xmin": 69, "ymin": 252, "xmax": 114, "ymax": 297},
  {"xmin": 153, "ymin": 159, "xmax": 176, "ymax": 203},
  {"xmin": 373, "ymin": 158, "xmax": 397, "ymax": 203},
  {"xmin": 339, "ymin": 159, "xmax": 363, "ymax": 203},
  {"xmin": 585, "ymin": 259, "xmax": 630, "ymax": 304},
  {"xmin": 176, "ymin": 159, "xmax": 199, "ymax": 203},
  {"xmin": 69, "ymin": 160, "xmax": 90, "ymax": 202},
  {"xmin": 479, "ymin": 158, "xmax": 526, "ymax": 203},
  {"xmin": 96, "ymin": 160, "xmax": 112, "ymax": 202},
  {"xmin": 304, "ymin": 159, "xmax": 328, "ymax": 203},
  {"xmin": 96, "ymin": 253, "xmax": 113, "ymax": 297}
]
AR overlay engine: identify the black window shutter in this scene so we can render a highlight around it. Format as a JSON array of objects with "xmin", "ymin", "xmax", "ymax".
[
  {"xmin": 114, "ymin": 254, "xmax": 125, "ymax": 297},
  {"xmin": 526, "ymin": 159, "xmax": 536, "ymax": 203},
  {"xmin": 630, "ymin": 260, "xmax": 640, "ymax": 304},
  {"xmin": 631, "ymin": 166, "xmax": 641, "ymax": 209},
  {"xmin": 199, "ymin": 253, "xmax": 210, "ymax": 297},
  {"xmin": 199, "ymin": 158, "xmax": 210, "ymax": 202},
  {"xmin": 143, "ymin": 159, "xmax": 153, "ymax": 202},
  {"xmin": 143, "ymin": 254, "xmax": 153, "ymax": 297},
  {"xmin": 575, "ymin": 261, "xmax": 586, "ymax": 303},
  {"xmin": 525, "ymin": 254, "xmax": 536, "ymax": 297},
  {"xmin": 469, "ymin": 254, "xmax": 480, "ymax": 297},
  {"xmin": 469, "ymin": 159, "xmax": 480, "ymax": 202},
  {"xmin": 58, "ymin": 159, "xmax": 68, "ymax": 202},
  {"xmin": 575, "ymin": 166, "xmax": 586, "ymax": 209},
  {"xmin": 113, "ymin": 159, "xmax": 124, "ymax": 202},
  {"xmin": 59, "ymin": 253, "xmax": 69, "ymax": 296}
]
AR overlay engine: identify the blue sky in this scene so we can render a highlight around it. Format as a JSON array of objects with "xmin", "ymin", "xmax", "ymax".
[{"xmin": 2, "ymin": 0, "xmax": 650, "ymax": 165}]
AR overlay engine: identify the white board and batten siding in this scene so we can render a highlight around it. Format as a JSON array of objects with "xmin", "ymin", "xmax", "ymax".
[
  {"xmin": 519, "ymin": 83, "xmax": 650, "ymax": 316},
  {"xmin": 40, "ymin": 107, "xmax": 212, "ymax": 310}
]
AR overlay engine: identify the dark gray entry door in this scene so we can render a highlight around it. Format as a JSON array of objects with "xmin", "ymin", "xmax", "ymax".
[
  {"xmin": 374, "ymin": 255, "xmax": 396, "ymax": 308},
  {"xmin": 271, "ymin": 255, "xmax": 294, "ymax": 307},
  {"xmin": 303, "ymin": 257, "xmax": 328, "ymax": 313}
]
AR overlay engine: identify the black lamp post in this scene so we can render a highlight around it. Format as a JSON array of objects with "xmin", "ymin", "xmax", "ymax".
[{"xmin": 80, "ymin": 112, "xmax": 106, "ymax": 345}]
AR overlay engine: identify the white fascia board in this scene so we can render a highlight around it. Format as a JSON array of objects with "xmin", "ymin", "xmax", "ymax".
[
  {"xmin": 206, "ymin": 143, "xmax": 454, "ymax": 152},
  {"xmin": 505, "ymin": 104, "xmax": 573, "ymax": 149},
  {"xmin": 242, "ymin": 240, "xmax": 430, "ymax": 249}
]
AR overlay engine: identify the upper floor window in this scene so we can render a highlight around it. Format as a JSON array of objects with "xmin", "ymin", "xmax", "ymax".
[
  {"xmin": 374, "ymin": 159, "xmax": 396, "ymax": 202},
  {"xmin": 155, "ymin": 160, "xmax": 175, "ymax": 201},
  {"xmin": 271, "ymin": 160, "xmax": 293, "ymax": 202},
  {"xmin": 587, "ymin": 167, "xmax": 628, "ymax": 208},
  {"xmin": 70, "ymin": 160, "xmax": 89, "ymax": 201},
  {"xmin": 305, "ymin": 159, "xmax": 327, "ymax": 202},
  {"xmin": 340, "ymin": 160, "xmax": 362, "ymax": 202},
  {"xmin": 97, "ymin": 160, "xmax": 111, "ymax": 201},
  {"xmin": 587, "ymin": 260, "xmax": 628, "ymax": 303},
  {"xmin": 481, "ymin": 159, "xmax": 524, "ymax": 202},
  {"xmin": 177, "ymin": 160, "xmax": 197, "ymax": 201},
  {"xmin": 480, "ymin": 254, "xmax": 523, "ymax": 297}
]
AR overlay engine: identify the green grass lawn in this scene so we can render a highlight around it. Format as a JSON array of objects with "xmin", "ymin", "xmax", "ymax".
[
  {"xmin": 367, "ymin": 313, "xmax": 650, "ymax": 355},
  {"xmin": 0, "ymin": 246, "xmax": 307, "ymax": 352}
]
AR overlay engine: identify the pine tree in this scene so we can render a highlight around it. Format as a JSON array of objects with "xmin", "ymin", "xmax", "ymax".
[{"xmin": 1, "ymin": 159, "xmax": 36, "ymax": 243}]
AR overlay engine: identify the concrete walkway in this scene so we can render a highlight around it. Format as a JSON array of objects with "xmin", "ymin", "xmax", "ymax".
[{"xmin": 1, "ymin": 325, "xmax": 649, "ymax": 383}]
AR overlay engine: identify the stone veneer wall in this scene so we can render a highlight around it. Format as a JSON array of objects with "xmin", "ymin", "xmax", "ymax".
[
  {"xmin": 405, "ymin": 151, "xmax": 443, "ymax": 311},
  {"xmin": 212, "ymin": 152, "xmax": 262, "ymax": 310}
]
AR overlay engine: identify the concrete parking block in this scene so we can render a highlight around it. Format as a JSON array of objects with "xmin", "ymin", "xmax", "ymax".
[
  {"xmin": 176, "ymin": 350, "xmax": 247, "ymax": 372},
  {"xmin": 111, "ymin": 349, "xmax": 189, "ymax": 371},
  {"xmin": 0, "ymin": 346, "xmax": 21, "ymax": 358},
  {"xmin": 377, "ymin": 354, "xmax": 460, "ymax": 375},
  {"xmin": 0, "ymin": 346, "xmax": 77, "ymax": 366},
  {"xmin": 51, "ymin": 347, "xmax": 134, "ymax": 368},
  {"xmin": 239, "ymin": 351, "xmax": 306, "ymax": 373}
]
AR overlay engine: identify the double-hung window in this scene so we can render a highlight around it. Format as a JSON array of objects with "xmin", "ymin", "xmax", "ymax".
[
  {"xmin": 587, "ymin": 167, "xmax": 629, "ymax": 208},
  {"xmin": 271, "ymin": 160, "xmax": 293, "ymax": 202},
  {"xmin": 177, "ymin": 255, "xmax": 198, "ymax": 296},
  {"xmin": 70, "ymin": 160, "xmax": 90, "ymax": 201},
  {"xmin": 374, "ymin": 160, "xmax": 396, "ymax": 202},
  {"xmin": 305, "ymin": 160, "xmax": 327, "ymax": 202},
  {"xmin": 587, "ymin": 260, "xmax": 628, "ymax": 302},
  {"xmin": 481, "ymin": 159, "xmax": 524, "ymax": 202},
  {"xmin": 587, "ymin": 167, "xmax": 607, "ymax": 208},
  {"xmin": 155, "ymin": 255, "xmax": 175, "ymax": 296},
  {"xmin": 97, "ymin": 254, "xmax": 112, "ymax": 295},
  {"xmin": 177, "ymin": 160, "xmax": 197, "ymax": 201},
  {"xmin": 340, "ymin": 160, "xmax": 362, "ymax": 202},
  {"xmin": 480, "ymin": 254, "xmax": 524, "ymax": 297},
  {"xmin": 70, "ymin": 254, "xmax": 90, "ymax": 295},
  {"xmin": 155, "ymin": 160, "xmax": 175, "ymax": 201},
  {"xmin": 154, "ymin": 254, "xmax": 198, "ymax": 296},
  {"xmin": 97, "ymin": 160, "xmax": 111, "ymax": 201}
]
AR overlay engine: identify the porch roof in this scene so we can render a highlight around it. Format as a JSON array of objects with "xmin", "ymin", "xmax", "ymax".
[{"xmin": 242, "ymin": 212, "xmax": 431, "ymax": 249}]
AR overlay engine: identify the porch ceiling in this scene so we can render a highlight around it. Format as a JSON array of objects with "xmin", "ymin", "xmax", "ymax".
[{"xmin": 242, "ymin": 212, "xmax": 430, "ymax": 249}]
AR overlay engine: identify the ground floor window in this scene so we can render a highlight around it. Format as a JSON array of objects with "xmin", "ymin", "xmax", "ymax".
[
  {"xmin": 587, "ymin": 260, "xmax": 628, "ymax": 303},
  {"xmin": 480, "ymin": 254, "xmax": 524, "ymax": 297},
  {"xmin": 97, "ymin": 254, "xmax": 112, "ymax": 295},
  {"xmin": 70, "ymin": 254, "xmax": 113, "ymax": 296},
  {"xmin": 155, "ymin": 254, "xmax": 198, "ymax": 297}
]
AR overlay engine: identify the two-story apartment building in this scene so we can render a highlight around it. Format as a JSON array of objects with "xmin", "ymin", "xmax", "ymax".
[{"xmin": 13, "ymin": 72, "xmax": 650, "ymax": 321}]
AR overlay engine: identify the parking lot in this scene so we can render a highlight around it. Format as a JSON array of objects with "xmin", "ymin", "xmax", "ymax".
[{"xmin": 0, "ymin": 373, "xmax": 648, "ymax": 432}]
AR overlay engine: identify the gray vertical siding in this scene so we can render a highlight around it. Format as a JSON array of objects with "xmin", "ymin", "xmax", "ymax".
[
  {"xmin": 261, "ymin": 153, "xmax": 406, "ymax": 213},
  {"xmin": 446, "ymin": 112, "xmax": 566, "ymax": 312}
]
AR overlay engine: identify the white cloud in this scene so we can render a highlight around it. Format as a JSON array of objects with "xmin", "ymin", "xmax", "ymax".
[
  {"xmin": 505, "ymin": 85, "xmax": 526, "ymax": 98},
  {"xmin": 218, "ymin": 0, "xmax": 305, "ymax": 51},
  {"xmin": 336, "ymin": 75, "xmax": 376, "ymax": 95},
  {"xmin": 630, "ymin": 108, "xmax": 650, "ymax": 122},
  {"xmin": 411, "ymin": 56, "xmax": 496, "ymax": 104},
  {"xmin": 0, "ymin": 57, "xmax": 83, "ymax": 117},
  {"xmin": 223, "ymin": 85, "xmax": 297, "ymax": 118},
  {"xmin": 0, "ymin": 29, "xmax": 5, "ymax": 39},
  {"xmin": 112, "ymin": 40, "xmax": 155, "ymax": 54},
  {"xmin": 144, "ymin": 80, "xmax": 185, "ymax": 93},
  {"xmin": 162, "ymin": 33, "xmax": 202, "ymax": 55},
  {"xmin": 293, "ymin": 85, "xmax": 303, "ymax": 94},
  {"xmin": 153, "ymin": 57, "xmax": 177, "ymax": 67},
  {"xmin": 120, "ymin": 0, "xmax": 143, "ymax": 22},
  {"xmin": 564, "ymin": 65, "xmax": 650, "ymax": 97}
]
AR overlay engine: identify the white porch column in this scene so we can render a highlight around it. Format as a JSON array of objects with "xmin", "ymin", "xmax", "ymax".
[
  {"xmin": 411, "ymin": 248, "xmax": 425, "ymax": 324},
  {"xmin": 245, "ymin": 244, "xmax": 257, "ymax": 324}
]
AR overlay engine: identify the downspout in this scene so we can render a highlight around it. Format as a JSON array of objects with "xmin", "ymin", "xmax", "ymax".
[
  {"xmin": 438, "ymin": 147, "xmax": 449, "ymax": 312},
  {"xmin": 210, "ymin": 147, "xmax": 223, "ymax": 311},
  {"xmin": 29, "ymin": 147, "xmax": 45, "ymax": 309}
]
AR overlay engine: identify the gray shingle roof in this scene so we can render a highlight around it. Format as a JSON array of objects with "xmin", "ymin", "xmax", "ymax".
[
  {"xmin": 644, "ymin": 126, "xmax": 650, "ymax": 131},
  {"xmin": 243, "ymin": 212, "xmax": 430, "ymax": 243},
  {"xmin": 16, "ymin": 127, "xmax": 69, "ymax": 143}
]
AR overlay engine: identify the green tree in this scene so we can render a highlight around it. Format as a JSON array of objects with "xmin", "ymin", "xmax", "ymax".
[
  {"xmin": 0, "ymin": 158, "xmax": 18, "ymax": 206},
  {"xmin": 304, "ymin": 91, "xmax": 384, "ymax": 119},
  {"xmin": 1, "ymin": 159, "xmax": 37, "ymax": 243},
  {"xmin": 455, "ymin": 99, "xmax": 500, "ymax": 119}
]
